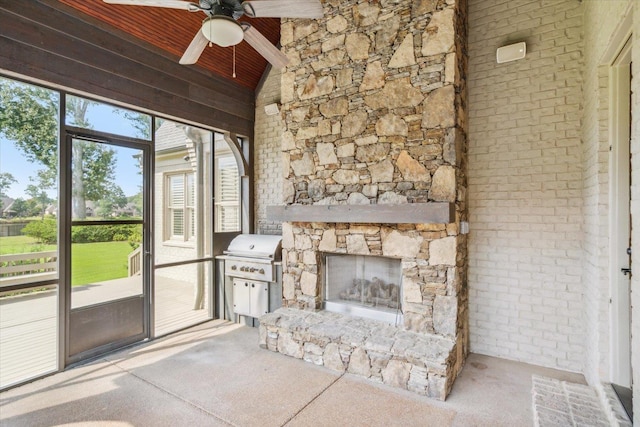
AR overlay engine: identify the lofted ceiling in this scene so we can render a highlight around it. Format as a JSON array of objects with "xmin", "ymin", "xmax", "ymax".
[{"xmin": 58, "ymin": 0, "xmax": 281, "ymax": 90}]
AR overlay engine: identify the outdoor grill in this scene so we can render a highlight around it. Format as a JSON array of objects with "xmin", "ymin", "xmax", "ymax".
[{"xmin": 218, "ymin": 234, "xmax": 282, "ymax": 324}]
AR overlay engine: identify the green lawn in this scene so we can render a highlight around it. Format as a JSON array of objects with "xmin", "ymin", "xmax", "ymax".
[
  {"xmin": 1, "ymin": 235, "xmax": 133, "ymax": 286},
  {"xmin": 71, "ymin": 241, "xmax": 132, "ymax": 286},
  {"xmin": 0, "ymin": 235, "xmax": 57, "ymax": 255}
]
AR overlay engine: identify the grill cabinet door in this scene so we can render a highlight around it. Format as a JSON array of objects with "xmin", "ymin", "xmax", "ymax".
[
  {"xmin": 249, "ymin": 282, "xmax": 269, "ymax": 317},
  {"xmin": 233, "ymin": 279, "xmax": 251, "ymax": 316}
]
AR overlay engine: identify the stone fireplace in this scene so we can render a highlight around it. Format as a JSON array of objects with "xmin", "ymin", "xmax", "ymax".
[{"xmin": 261, "ymin": 0, "xmax": 468, "ymax": 400}]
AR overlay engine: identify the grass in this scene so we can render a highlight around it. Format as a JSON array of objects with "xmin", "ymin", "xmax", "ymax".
[
  {"xmin": 71, "ymin": 241, "xmax": 132, "ymax": 286},
  {"xmin": 1, "ymin": 235, "xmax": 134, "ymax": 286},
  {"xmin": 0, "ymin": 235, "xmax": 57, "ymax": 255}
]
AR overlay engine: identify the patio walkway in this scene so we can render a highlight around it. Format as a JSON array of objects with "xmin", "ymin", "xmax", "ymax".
[{"xmin": 0, "ymin": 320, "xmax": 591, "ymax": 426}]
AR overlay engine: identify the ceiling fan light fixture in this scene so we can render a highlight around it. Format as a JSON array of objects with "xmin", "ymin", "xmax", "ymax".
[{"xmin": 201, "ymin": 16, "xmax": 244, "ymax": 47}]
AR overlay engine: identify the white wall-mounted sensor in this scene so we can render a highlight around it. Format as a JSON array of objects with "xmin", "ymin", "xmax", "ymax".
[
  {"xmin": 264, "ymin": 103, "xmax": 280, "ymax": 116},
  {"xmin": 496, "ymin": 42, "xmax": 526, "ymax": 64},
  {"xmin": 460, "ymin": 221, "xmax": 469, "ymax": 235}
]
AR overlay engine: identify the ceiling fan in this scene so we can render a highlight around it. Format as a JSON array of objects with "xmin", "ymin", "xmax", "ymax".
[{"xmin": 103, "ymin": 0, "xmax": 323, "ymax": 68}]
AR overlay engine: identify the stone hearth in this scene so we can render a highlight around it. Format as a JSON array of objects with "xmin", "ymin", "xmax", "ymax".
[
  {"xmin": 260, "ymin": 309, "xmax": 456, "ymax": 398},
  {"xmin": 262, "ymin": 0, "xmax": 468, "ymax": 400}
]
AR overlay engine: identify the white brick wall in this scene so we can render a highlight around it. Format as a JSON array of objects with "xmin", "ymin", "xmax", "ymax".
[
  {"xmin": 468, "ymin": 0, "xmax": 584, "ymax": 371},
  {"xmin": 254, "ymin": 67, "xmax": 283, "ymax": 235}
]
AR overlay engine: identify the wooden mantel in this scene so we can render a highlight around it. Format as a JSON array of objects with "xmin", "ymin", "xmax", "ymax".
[{"xmin": 266, "ymin": 203, "xmax": 455, "ymax": 224}]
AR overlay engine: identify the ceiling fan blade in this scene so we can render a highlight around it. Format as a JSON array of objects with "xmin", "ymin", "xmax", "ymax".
[
  {"xmin": 242, "ymin": 25, "xmax": 289, "ymax": 69},
  {"xmin": 103, "ymin": 0, "xmax": 198, "ymax": 10},
  {"xmin": 179, "ymin": 31, "xmax": 209, "ymax": 65},
  {"xmin": 242, "ymin": 0, "xmax": 323, "ymax": 19}
]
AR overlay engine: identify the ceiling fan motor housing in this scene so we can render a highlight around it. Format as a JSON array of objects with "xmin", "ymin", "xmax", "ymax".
[{"xmin": 200, "ymin": 0, "xmax": 244, "ymax": 19}]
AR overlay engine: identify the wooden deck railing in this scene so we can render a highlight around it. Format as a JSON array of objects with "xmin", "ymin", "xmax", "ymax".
[
  {"xmin": 128, "ymin": 246, "xmax": 142, "ymax": 277},
  {"xmin": 0, "ymin": 247, "xmax": 141, "ymax": 288},
  {"xmin": 0, "ymin": 251, "xmax": 58, "ymax": 288}
]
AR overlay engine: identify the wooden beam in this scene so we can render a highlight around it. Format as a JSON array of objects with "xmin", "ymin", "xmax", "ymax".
[{"xmin": 266, "ymin": 203, "xmax": 456, "ymax": 224}]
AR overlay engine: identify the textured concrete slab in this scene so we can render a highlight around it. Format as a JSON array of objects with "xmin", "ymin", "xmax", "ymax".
[
  {"xmin": 105, "ymin": 322, "xmax": 341, "ymax": 427},
  {"xmin": 448, "ymin": 354, "xmax": 585, "ymax": 427},
  {"xmin": 287, "ymin": 374, "xmax": 457, "ymax": 426},
  {"xmin": 0, "ymin": 359, "xmax": 228, "ymax": 426}
]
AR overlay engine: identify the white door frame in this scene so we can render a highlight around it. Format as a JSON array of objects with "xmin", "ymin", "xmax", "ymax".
[{"xmin": 608, "ymin": 35, "xmax": 633, "ymax": 388}]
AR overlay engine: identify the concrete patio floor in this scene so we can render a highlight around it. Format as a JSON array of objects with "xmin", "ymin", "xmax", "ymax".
[{"xmin": 0, "ymin": 320, "xmax": 587, "ymax": 427}]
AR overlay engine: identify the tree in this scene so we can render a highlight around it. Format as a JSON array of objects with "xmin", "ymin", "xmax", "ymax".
[
  {"xmin": 0, "ymin": 78, "xmax": 119, "ymax": 219},
  {"xmin": 71, "ymin": 139, "xmax": 118, "ymax": 219},
  {"xmin": 127, "ymin": 192, "xmax": 143, "ymax": 217},
  {"xmin": 0, "ymin": 172, "xmax": 17, "ymax": 198},
  {"xmin": 0, "ymin": 82, "xmax": 57, "ymax": 170},
  {"xmin": 25, "ymin": 184, "xmax": 52, "ymax": 220},
  {"xmin": 96, "ymin": 184, "xmax": 127, "ymax": 218},
  {"xmin": 8, "ymin": 198, "xmax": 29, "ymax": 217},
  {"xmin": 119, "ymin": 110, "xmax": 151, "ymax": 140}
]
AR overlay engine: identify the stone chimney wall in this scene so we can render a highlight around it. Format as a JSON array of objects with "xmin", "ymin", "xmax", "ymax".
[{"xmin": 278, "ymin": 0, "xmax": 468, "ymax": 349}]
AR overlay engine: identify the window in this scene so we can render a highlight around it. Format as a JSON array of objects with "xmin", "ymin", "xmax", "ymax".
[
  {"xmin": 214, "ymin": 154, "xmax": 240, "ymax": 232},
  {"xmin": 66, "ymin": 94, "xmax": 151, "ymax": 140},
  {"xmin": 166, "ymin": 172, "xmax": 195, "ymax": 241}
]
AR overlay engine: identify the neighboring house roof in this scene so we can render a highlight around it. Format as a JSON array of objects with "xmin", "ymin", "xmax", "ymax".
[
  {"xmin": 1, "ymin": 197, "xmax": 14, "ymax": 213},
  {"xmin": 113, "ymin": 203, "xmax": 139, "ymax": 216},
  {"xmin": 45, "ymin": 204, "xmax": 57, "ymax": 215}
]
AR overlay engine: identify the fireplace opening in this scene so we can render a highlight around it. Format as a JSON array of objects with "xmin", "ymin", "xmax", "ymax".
[{"xmin": 323, "ymin": 254, "xmax": 403, "ymax": 325}]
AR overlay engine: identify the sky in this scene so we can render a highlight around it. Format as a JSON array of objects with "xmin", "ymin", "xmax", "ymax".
[{"xmin": 0, "ymin": 102, "xmax": 146, "ymax": 200}]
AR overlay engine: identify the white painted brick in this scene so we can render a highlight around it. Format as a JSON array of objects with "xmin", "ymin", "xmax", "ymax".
[
  {"xmin": 468, "ymin": 0, "xmax": 582, "ymax": 370},
  {"xmin": 469, "ymin": 0, "xmax": 588, "ymax": 373},
  {"xmin": 254, "ymin": 67, "xmax": 283, "ymax": 235}
]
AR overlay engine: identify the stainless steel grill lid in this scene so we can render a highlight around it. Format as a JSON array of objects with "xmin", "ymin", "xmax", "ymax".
[{"xmin": 224, "ymin": 234, "xmax": 282, "ymax": 260}]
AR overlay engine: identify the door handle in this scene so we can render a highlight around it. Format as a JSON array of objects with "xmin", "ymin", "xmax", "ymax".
[{"xmin": 621, "ymin": 268, "xmax": 631, "ymax": 276}]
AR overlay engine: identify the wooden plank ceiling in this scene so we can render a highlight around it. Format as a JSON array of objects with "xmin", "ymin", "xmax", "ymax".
[{"xmin": 58, "ymin": 0, "xmax": 281, "ymax": 90}]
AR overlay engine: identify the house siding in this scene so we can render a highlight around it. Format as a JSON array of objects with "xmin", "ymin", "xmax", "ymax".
[{"xmin": 467, "ymin": 0, "xmax": 584, "ymax": 371}]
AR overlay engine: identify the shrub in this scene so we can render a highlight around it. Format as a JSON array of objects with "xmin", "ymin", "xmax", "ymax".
[
  {"xmin": 128, "ymin": 227, "xmax": 142, "ymax": 249},
  {"xmin": 22, "ymin": 219, "xmax": 57, "ymax": 244},
  {"xmin": 71, "ymin": 224, "xmax": 139, "ymax": 243},
  {"xmin": 22, "ymin": 221, "xmax": 140, "ymax": 244}
]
